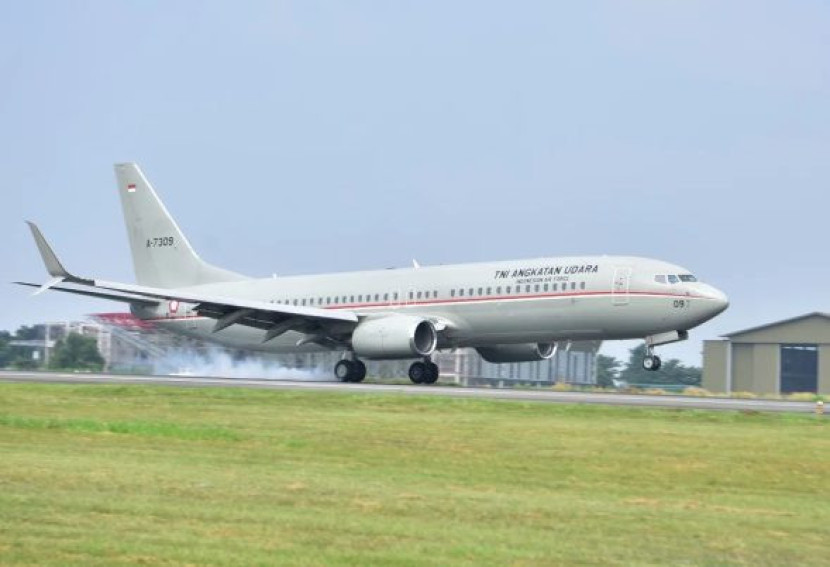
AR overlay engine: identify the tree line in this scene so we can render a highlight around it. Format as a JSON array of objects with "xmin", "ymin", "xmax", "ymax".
[
  {"xmin": 596, "ymin": 344, "xmax": 702, "ymax": 388},
  {"xmin": 0, "ymin": 325, "xmax": 104, "ymax": 371}
]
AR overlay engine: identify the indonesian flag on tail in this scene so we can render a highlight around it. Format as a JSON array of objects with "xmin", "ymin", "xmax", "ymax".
[{"xmin": 127, "ymin": 183, "xmax": 136, "ymax": 193}]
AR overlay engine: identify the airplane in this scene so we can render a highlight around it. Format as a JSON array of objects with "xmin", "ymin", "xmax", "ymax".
[{"xmin": 18, "ymin": 163, "xmax": 729, "ymax": 384}]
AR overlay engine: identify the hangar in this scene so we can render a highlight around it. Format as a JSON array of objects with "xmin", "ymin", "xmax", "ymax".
[{"xmin": 703, "ymin": 312, "xmax": 830, "ymax": 395}]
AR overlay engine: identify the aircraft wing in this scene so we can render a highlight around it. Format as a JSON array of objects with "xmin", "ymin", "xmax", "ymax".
[{"xmin": 20, "ymin": 222, "xmax": 359, "ymax": 342}]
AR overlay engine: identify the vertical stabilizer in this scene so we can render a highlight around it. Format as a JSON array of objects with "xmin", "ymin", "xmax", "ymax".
[{"xmin": 114, "ymin": 163, "xmax": 248, "ymax": 288}]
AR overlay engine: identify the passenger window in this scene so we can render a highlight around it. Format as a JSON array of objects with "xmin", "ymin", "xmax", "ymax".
[
  {"xmin": 349, "ymin": 296, "xmax": 354, "ymax": 303},
  {"xmin": 525, "ymin": 285, "xmax": 531, "ymax": 292},
  {"xmin": 374, "ymin": 294, "xmax": 379, "ymax": 301},
  {"xmin": 384, "ymin": 293, "xmax": 388, "ymax": 300},
  {"xmin": 409, "ymin": 291, "xmax": 414, "ymax": 300},
  {"xmin": 393, "ymin": 292, "xmax": 399, "ymax": 300},
  {"xmin": 553, "ymin": 284, "xmax": 557, "ymax": 291},
  {"xmin": 534, "ymin": 284, "xmax": 540, "ymax": 292},
  {"xmin": 459, "ymin": 289, "xmax": 464, "ymax": 297},
  {"xmin": 326, "ymin": 297, "xmax": 331, "ymax": 304},
  {"xmin": 571, "ymin": 282, "xmax": 576, "ymax": 290},
  {"xmin": 469, "ymin": 288, "xmax": 474, "ymax": 296},
  {"xmin": 506, "ymin": 286, "xmax": 511, "ymax": 293},
  {"xmin": 334, "ymin": 297, "xmax": 339, "ymax": 304},
  {"xmin": 486, "ymin": 287, "xmax": 491, "ymax": 295},
  {"xmin": 580, "ymin": 282, "xmax": 586, "ymax": 290},
  {"xmin": 417, "ymin": 291, "xmax": 422, "ymax": 299},
  {"xmin": 543, "ymin": 284, "xmax": 548, "ymax": 292},
  {"xmin": 478, "ymin": 288, "xmax": 483, "ymax": 296},
  {"xmin": 496, "ymin": 286, "xmax": 501, "ymax": 294},
  {"xmin": 433, "ymin": 291, "xmax": 438, "ymax": 298},
  {"xmin": 451, "ymin": 289, "xmax": 456, "ymax": 297}
]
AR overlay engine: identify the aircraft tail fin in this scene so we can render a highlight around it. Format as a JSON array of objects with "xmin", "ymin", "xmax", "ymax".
[{"xmin": 114, "ymin": 163, "xmax": 248, "ymax": 289}]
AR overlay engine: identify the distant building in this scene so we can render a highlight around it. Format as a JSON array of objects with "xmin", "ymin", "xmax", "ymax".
[
  {"xmin": 5, "ymin": 313, "xmax": 599, "ymax": 385},
  {"xmin": 703, "ymin": 312, "xmax": 830, "ymax": 395},
  {"xmin": 28, "ymin": 314, "xmax": 599, "ymax": 385}
]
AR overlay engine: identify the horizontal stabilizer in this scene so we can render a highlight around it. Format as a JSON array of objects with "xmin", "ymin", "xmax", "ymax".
[{"xmin": 14, "ymin": 282, "xmax": 159, "ymax": 306}]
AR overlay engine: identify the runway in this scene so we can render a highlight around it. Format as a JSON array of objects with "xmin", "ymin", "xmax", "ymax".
[{"xmin": 1, "ymin": 370, "xmax": 823, "ymax": 415}]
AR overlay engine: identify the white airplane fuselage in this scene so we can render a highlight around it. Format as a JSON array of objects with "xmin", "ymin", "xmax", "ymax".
[{"xmin": 138, "ymin": 255, "xmax": 728, "ymax": 354}]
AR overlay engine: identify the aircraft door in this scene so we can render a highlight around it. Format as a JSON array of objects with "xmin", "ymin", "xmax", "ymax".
[{"xmin": 612, "ymin": 267, "xmax": 631, "ymax": 306}]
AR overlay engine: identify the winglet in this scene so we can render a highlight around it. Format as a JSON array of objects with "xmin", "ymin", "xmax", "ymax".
[
  {"xmin": 26, "ymin": 221, "xmax": 71, "ymax": 278},
  {"xmin": 25, "ymin": 222, "xmax": 93, "ymax": 288}
]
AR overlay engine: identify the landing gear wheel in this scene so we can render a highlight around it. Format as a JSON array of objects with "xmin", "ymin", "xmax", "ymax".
[
  {"xmin": 642, "ymin": 355, "xmax": 662, "ymax": 371},
  {"xmin": 423, "ymin": 362, "xmax": 439, "ymax": 384},
  {"xmin": 409, "ymin": 361, "xmax": 427, "ymax": 384},
  {"xmin": 335, "ymin": 359, "xmax": 367, "ymax": 382},
  {"xmin": 335, "ymin": 360, "xmax": 355, "ymax": 382},
  {"xmin": 352, "ymin": 360, "xmax": 367, "ymax": 383}
]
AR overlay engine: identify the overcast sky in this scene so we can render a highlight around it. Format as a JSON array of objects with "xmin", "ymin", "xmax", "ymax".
[{"xmin": 2, "ymin": 1, "xmax": 828, "ymax": 365}]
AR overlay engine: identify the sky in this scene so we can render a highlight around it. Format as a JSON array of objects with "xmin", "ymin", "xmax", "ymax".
[{"xmin": 1, "ymin": 1, "xmax": 828, "ymax": 366}]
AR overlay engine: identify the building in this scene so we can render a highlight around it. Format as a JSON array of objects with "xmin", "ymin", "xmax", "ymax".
[{"xmin": 703, "ymin": 312, "xmax": 830, "ymax": 395}]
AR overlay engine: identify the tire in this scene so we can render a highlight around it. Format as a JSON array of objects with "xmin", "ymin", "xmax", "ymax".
[
  {"xmin": 352, "ymin": 360, "xmax": 367, "ymax": 383},
  {"xmin": 334, "ymin": 360, "xmax": 354, "ymax": 382},
  {"xmin": 642, "ymin": 355, "xmax": 662, "ymax": 372},
  {"xmin": 409, "ymin": 361, "xmax": 427, "ymax": 384},
  {"xmin": 423, "ymin": 362, "xmax": 439, "ymax": 384}
]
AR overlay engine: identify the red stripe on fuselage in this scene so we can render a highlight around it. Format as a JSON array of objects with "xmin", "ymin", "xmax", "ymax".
[{"xmin": 144, "ymin": 290, "xmax": 709, "ymax": 322}]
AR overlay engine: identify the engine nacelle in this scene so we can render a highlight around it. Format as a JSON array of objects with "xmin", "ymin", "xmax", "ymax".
[
  {"xmin": 351, "ymin": 316, "xmax": 438, "ymax": 360},
  {"xmin": 476, "ymin": 343, "xmax": 556, "ymax": 363}
]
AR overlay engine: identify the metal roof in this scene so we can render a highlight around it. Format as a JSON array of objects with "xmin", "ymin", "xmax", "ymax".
[{"xmin": 723, "ymin": 312, "xmax": 830, "ymax": 338}]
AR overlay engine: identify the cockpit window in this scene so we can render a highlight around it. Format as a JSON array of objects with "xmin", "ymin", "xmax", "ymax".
[
  {"xmin": 667, "ymin": 275, "xmax": 679, "ymax": 284},
  {"xmin": 678, "ymin": 274, "xmax": 697, "ymax": 282},
  {"xmin": 654, "ymin": 275, "xmax": 667, "ymax": 284}
]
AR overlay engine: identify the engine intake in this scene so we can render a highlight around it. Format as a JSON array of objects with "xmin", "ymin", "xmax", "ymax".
[
  {"xmin": 476, "ymin": 342, "xmax": 556, "ymax": 363},
  {"xmin": 351, "ymin": 316, "xmax": 437, "ymax": 360}
]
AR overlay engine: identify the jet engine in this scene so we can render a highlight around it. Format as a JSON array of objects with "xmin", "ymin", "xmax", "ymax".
[
  {"xmin": 476, "ymin": 343, "xmax": 556, "ymax": 363},
  {"xmin": 351, "ymin": 315, "xmax": 437, "ymax": 360}
]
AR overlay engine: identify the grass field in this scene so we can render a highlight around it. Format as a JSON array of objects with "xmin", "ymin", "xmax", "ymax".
[{"xmin": 0, "ymin": 383, "xmax": 828, "ymax": 566}]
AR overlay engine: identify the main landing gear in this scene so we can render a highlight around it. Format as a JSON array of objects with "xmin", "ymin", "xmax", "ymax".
[
  {"xmin": 408, "ymin": 359, "xmax": 439, "ymax": 385},
  {"xmin": 334, "ymin": 358, "xmax": 367, "ymax": 383},
  {"xmin": 333, "ymin": 355, "xmax": 441, "ymax": 384},
  {"xmin": 642, "ymin": 345, "xmax": 662, "ymax": 372}
]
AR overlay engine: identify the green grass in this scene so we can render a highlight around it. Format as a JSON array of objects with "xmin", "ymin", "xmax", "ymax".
[{"xmin": 0, "ymin": 384, "xmax": 828, "ymax": 566}]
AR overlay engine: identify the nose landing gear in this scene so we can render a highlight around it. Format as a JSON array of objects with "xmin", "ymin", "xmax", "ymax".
[
  {"xmin": 642, "ymin": 330, "xmax": 688, "ymax": 372},
  {"xmin": 642, "ymin": 351, "xmax": 662, "ymax": 371},
  {"xmin": 642, "ymin": 342, "xmax": 663, "ymax": 371}
]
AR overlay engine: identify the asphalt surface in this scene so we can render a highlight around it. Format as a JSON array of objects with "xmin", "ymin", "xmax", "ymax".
[{"xmin": 0, "ymin": 370, "xmax": 824, "ymax": 415}]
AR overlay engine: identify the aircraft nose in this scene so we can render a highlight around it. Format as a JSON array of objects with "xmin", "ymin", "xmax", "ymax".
[{"xmin": 705, "ymin": 286, "xmax": 729, "ymax": 315}]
